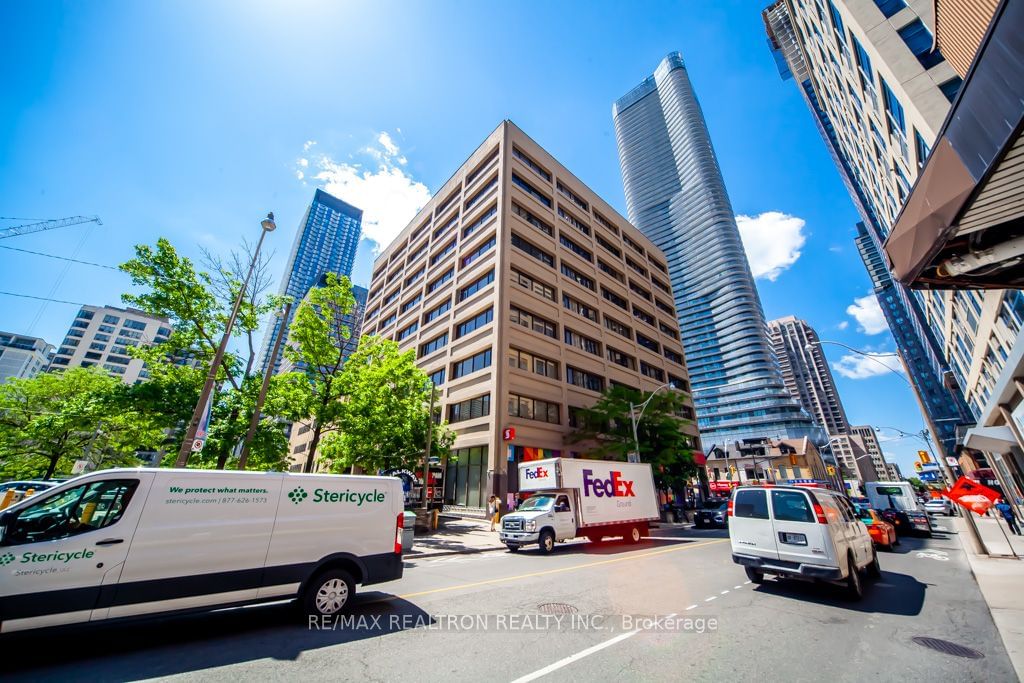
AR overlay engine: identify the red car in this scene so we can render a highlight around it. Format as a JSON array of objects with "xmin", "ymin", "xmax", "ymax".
[{"xmin": 857, "ymin": 506, "xmax": 898, "ymax": 550}]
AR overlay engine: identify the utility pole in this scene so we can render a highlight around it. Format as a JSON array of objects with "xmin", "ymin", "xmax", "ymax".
[
  {"xmin": 238, "ymin": 300, "xmax": 292, "ymax": 469},
  {"xmin": 421, "ymin": 382, "xmax": 435, "ymax": 511}
]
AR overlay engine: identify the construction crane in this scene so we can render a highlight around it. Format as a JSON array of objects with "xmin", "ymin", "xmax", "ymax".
[{"xmin": 0, "ymin": 215, "xmax": 103, "ymax": 240}]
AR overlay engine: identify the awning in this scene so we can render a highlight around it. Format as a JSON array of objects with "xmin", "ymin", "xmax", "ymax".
[{"xmin": 963, "ymin": 425, "xmax": 1018, "ymax": 452}]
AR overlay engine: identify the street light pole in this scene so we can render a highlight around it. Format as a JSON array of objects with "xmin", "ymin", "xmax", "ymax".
[
  {"xmin": 628, "ymin": 381, "xmax": 675, "ymax": 463},
  {"xmin": 421, "ymin": 381, "xmax": 436, "ymax": 511},
  {"xmin": 176, "ymin": 212, "xmax": 277, "ymax": 468},
  {"xmin": 239, "ymin": 299, "xmax": 292, "ymax": 470}
]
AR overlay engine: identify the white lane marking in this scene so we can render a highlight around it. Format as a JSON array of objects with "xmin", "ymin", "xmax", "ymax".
[
  {"xmin": 720, "ymin": 590, "xmax": 729, "ymax": 595},
  {"xmin": 705, "ymin": 596, "xmax": 717, "ymax": 602},
  {"xmin": 744, "ymin": 580, "xmax": 752, "ymax": 584},
  {"xmin": 685, "ymin": 604, "xmax": 697, "ymax": 610},
  {"xmin": 734, "ymin": 585, "xmax": 742, "ymax": 589},
  {"xmin": 510, "ymin": 613, "xmax": 676, "ymax": 682}
]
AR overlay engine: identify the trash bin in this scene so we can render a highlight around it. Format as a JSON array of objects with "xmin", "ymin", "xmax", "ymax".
[{"xmin": 402, "ymin": 511, "xmax": 416, "ymax": 552}]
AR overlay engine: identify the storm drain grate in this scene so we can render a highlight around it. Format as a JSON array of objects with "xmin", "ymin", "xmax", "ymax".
[
  {"xmin": 912, "ymin": 636, "xmax": 985, "ymax": 659},
  {"xmin": 538, "ymin": 603, "xmax": 578, "ymax": 615}
]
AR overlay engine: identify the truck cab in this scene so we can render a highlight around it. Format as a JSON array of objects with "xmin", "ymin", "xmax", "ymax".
[{"xmin": 500, "ymin": 491, "xmax": 578, "ymax": 553}]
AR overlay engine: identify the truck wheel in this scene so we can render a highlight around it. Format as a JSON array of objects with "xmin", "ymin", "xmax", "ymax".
[
  {"xmin": 744, "ymin": 567, "xmax": 764, "ymax": 584},
  {"xmin": 506, "ymin": 544, "xmax": 520, "ymax": 553},
  {"xmin": 867, "ymin": 549, "xmax": 882, "ymax": 580},
  {"xmin": 539, "ymin": 530, "xmax": 555, "ymax": 554},
  {"xmin": 304, "ymin": 569, "xmax": 355, "ymax": 617},
  {"xmin": 845, "ymin": 555, "xmax": 863, "ymax": 601},
  {"xmin": 627, "ymin": 525, "xmax": 642, "ymax": 544}
]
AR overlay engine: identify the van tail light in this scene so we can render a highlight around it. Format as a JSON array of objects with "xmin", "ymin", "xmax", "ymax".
[
  {"xmin": 812, "ymin": 502, "xmax": 828, "ymax": 524},
  {"xmin": 727, "ymin": 500, "xmax": 734, "ymax": 517},
  {"xmin": 395, "ymin": 513, "xmax": 404, "ymax": 554}
]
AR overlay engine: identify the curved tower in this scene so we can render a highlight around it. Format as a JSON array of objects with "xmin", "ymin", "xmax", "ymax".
[{"xmin": 613, "ymin": 52, "xmax": 822, "ymax": 444}]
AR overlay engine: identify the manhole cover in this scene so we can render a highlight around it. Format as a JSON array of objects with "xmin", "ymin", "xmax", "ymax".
[
  {"xmin": 912, "ymin": 637, "xmax": 985, "ymax": 659},
  {"xmin": 537, "ymin": 603, "xmax": 578, "ymax": 614}
]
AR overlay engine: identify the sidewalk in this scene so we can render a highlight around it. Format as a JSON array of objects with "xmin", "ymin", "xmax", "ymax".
[
  {"xmin": 954, "ymin": 515, "xmax": 1024, "ymax": 680},
  {"xmin": 406, "ymin": 516, "xmax": 507, "ymax": 558}
]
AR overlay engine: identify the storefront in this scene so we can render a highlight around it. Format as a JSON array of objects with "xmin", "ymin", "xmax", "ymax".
[
  {"xmin": 506, "ymin": 445, "xmax": 562, "ymax": 496},
  {"xmin": 444, "ymin": 445, "xmax": 489, "ymax": 509}
]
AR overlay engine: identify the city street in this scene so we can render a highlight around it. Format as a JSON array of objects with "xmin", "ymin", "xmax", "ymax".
[{"xmin": 5, "ymin": 523, "xmax": 1015, "ymax": 682}]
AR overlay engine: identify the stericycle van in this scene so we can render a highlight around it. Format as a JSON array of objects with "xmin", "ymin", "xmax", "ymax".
[{"xmin": 0, "ymin": 468, "xmax": 404, "ymax": 633}]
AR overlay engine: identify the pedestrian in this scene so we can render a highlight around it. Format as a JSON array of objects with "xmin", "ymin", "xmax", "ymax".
[
  {"xmin": 995, "ymin": 498, "xmax": 1021, "ymax": 535},
  {"xmin": 488, "ymin": 495, "xmax": 502, "ymax": 531}
]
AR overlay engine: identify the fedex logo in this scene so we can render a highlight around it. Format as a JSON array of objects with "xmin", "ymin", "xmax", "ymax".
[
  {"xmin": 523, "ymin": 466, "xmax": 550, "ymax": 480},
  {"xmin": 582, "ymin": 469, "xmax": 635, "ymax": 497}
]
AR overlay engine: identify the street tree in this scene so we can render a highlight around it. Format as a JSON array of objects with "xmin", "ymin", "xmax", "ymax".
[
  {"xmin": 566, "ymin": 384, "xmax": 697, "ymax": 490},
  {"xmin": 0, "ymin": 369, "xmax": 162, "ymax": 479}
]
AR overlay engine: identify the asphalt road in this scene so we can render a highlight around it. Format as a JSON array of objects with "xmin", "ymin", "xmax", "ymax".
[{"xmin": 4, "ymin": 521, "xmax": 1015, "ymax": 682}]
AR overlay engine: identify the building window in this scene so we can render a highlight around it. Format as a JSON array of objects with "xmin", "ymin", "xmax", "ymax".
[
  {"xmin": 451, "ymin": 348, "xmax": 492, "ymax": 379},
  {"xmin": 510, "ymin": 306, "xmax": 557, "ymax": 338},
  {"xmin": 510, "ymin": 269, "xmax": 555, "ymax": 301},
  {"xmin": 122, "ymin": 319, "xmax": 148, "ymax": 331},
  {"xmin": 512, "ymin": 202, "xmax": 553, "ymax": 237},
  {"xmin": 424, "ymin": 298, "xmax": 452, "ymax": 324},
  {"xmin": 508, "ymin": 348, "xmax": 558, "ymax": 379},
  {"xmin": 601, "ymin": 287, "xmax": 628, "ymax": 310},
  {"xmin": 89, "ymin": 342, "xmax": 107, "ymax": 352},
  {"xmin": 880, "ymin": 77, "xmax": 905, "ymax": 137},
  {"xmin": 428, "ymin": 268, "xmax": 454, "ymax": 293},
  {"xmin": 559, "ymin": 234, "xmax": 593, "ymax": 262},
  {"xmin": 636, "ymin": 333, "xmax": 660, "ymax": 353},
  {"xmin": 455, "ymin": 307, "xmax": 494, "ymax": 338},
  {"xmin": 633, "ymin": 306, "xmax": 655, "ymax": 327},
  {"xmin": 431, "ymin": 239, "xmax": 456, "ymax": 265},
  {"xmin": 77, "ymin": 309, "xmax": 95, "ymax": 320},
  {"xmin": 560, "ymin": 263, "xmax": 595, "ymax": 291},
  {"xmin": 106, "ymin": 355, "xmax": 131, "ymax": 366},
  {"xmin": 563, "ymin": 294, "xmax": 598, "ymax": 322},
  {"xmin": 557, "ymin": 206, "xmax": 590, "ymax": 236},
  {"xmin": 604, "ymin": 315, "xmax": 632, "ymax": 340},
  {"xmin": 405, "ymin": 266, "xmax": 425, "ymax": 287},
  {"xmin": 429, "ymin": 368, "xmax": 446, "ymax": 386},
  {"xmin": 852, "ymin": 34, "xmax": 874, "ymax": 81},
  {"xmin": 556, "ymin": 181, "xmax": 589, "ymax": 212},
  {"xmin": 606, "ymin": 346, "xmax": 636, "ymax": 370},
  {"xmin": 378, "ymin": 313, "xmax": 397, "ymax": 331},
  {"xmin": 629, "ymin": 280, "xmax": 651, "ymax": 301},
  {"xmin": 511, "ymin": 173, "xmax": 552, "ymax": 208},
  {"xmin": 593, "ymin": 211, "xmax": 619, "ymax": 235},
  {"xmin": 401, "ymin": 294, "xmax": 422, "ymax": 314},
  {"xmin": 596, "ymin": 234, "xmax": 622, "ymax": 258},
  {"xmin": 659, "ymin": 321, "xmax": 679, "ymax": 339},
  {"xmin": 462, "ymin": 204, "xmax": 497, "ymax": 239},
  {"xmin": 84, "ymin": 351, "xmax": 103, "ymax": 361},
  {"xmin": 564, "ymin": 328, "xmax": 601, "ymax": 356},
  {"xmin": 914, "ymin": 129, "xmax": 932, "ymax": 169},
  {"xmin": 419, "ymin": 333, "xmax": 448, "ymax": 357},
  {"xmin": 461, "ymin": 235, "xmax": 496, "ymax": 268},
  {"xmin": 397, "ymin": 321, "xmax": 419, "ymax": 341},
  {"xmin": 508, "ymin": 393, "xmax": 560, "ymax": 424},
  {"xmin": 466, "ymin": 148, "xmax": 499, "ymax": 187},
  {"xmin": 872, "ymin": 0, "xmax": 907, "ymax": 19},
  {"xmin": 598, "ymin": 259, "xmax": 625, "ymax": 283},
  {"xmin": 71, "ymin": 320, "xmax": 90, "ymax": 330},
  {"xmin": 464, "ymin": 177, "xmax": 498, "ymax": 214},
  {"xmin": 458, "ymin": 269, "xmax": 495, "ymax": 301},
  {"xmin": 511, "ymin": 233, "xmax": 554, "ymax": 267},
  {"xmin": 566, "ymin": 366, "xmax": 604, "ymax": 392},
  {"xmin": 103, "ymin": 314, "xmax": 120, "ymax": 325},
  {"xmin": 625, "ymin": 256, "xmax": 647, "ymax": 277},
  {"xmin": 433, "ymin": 212, "xmax": 460, "ymax": 241},
  {"xmin": 640, "ymin": 362, "xmax": 664, "ymax": 381},
  {"xmin": 939, "ymin": 76, "xmax": 963, "ymax": 103},
  {"xmin": 898, "ymin": 19, "xmax": 943, "ymax": 69},
  {"xmin": 512, "ymin": 146, "xmax": 551, "ymax": 182},
  {"xmin": 664, "ymin": 348, "xmax": 684, "ymax": 365},
  {"xmin": 668, "ymin": 374, "xmax": 689, "ymax": 392},
  {"xmin": 449, "ymin": 394, "xmax": 491, "ymax": 423}
]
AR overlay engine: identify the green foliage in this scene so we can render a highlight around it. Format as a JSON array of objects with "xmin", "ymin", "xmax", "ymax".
[
  {"xmin": 0, "ymin": 369, "xmax": 162, "ymax": 479},
  {"xmin": 907, "ymin": 476, "xmax": 924, "ymax": 490},
  {"xmin": 566, "ymin": 384, "xmax": 697, "ymax": 490},
  {"xmin": 314, "ymin": 335, "xmax": 454, "ymax": 475}
]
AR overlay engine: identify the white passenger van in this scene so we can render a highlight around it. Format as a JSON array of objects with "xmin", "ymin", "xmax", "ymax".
[
  {"xmin": 728, "ymin": 485, "xmax": 879, "ymax": 600},
  {"xmin": 0, "ymin": 468, "xmax": 405, "ymax": 633}
]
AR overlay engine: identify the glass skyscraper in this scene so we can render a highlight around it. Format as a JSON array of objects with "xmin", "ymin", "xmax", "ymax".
[
  {"xmin": 613, "ymin": 52, "xmax": 822, "ymax": 445},
  {"xmin": 259, "ymin": 188, "xmax": 363, "ymax": 374}
]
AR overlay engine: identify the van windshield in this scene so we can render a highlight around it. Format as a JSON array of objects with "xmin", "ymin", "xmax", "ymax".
[{"xmin": 518, "ymin": 495, "xmax": 555, "ymax": 512}]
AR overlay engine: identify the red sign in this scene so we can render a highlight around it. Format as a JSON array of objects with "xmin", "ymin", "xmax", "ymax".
[
  {"xmin": 503, "ymin": 427, "xmax": 516, "ymax": 441},
  {"xmin": 709, "ymin": 481, "xmax": 737, "ymax": 492},
  {"xmin": 946, "ymin": 475, "xmax": 1001, "ymax": 516},
  {"xmin": 692, "ymin": 451, "xmax": 707, "ymax": 466}
]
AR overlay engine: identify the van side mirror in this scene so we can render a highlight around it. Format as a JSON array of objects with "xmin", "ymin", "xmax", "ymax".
[{"xmin": 0, "ymin": 511, "xmax": 12, "ymax": 545}]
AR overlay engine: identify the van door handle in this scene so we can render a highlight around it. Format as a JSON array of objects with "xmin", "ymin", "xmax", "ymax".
[{"xmin": 96, "ymin": 538, "xmax": 124, "ymax": 546}]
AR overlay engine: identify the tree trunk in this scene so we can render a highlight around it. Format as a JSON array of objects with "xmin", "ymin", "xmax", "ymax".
[
  {"xmin": 304, "ymin": 423, "xmax": 323, "ymax": 473},
  {"xmin": 216, "ymin": 407, "xmax": 242, "ymax": 469},
  {"xmin": 44, "ymin": 455, "xmax": 59, "ymax": 480}
]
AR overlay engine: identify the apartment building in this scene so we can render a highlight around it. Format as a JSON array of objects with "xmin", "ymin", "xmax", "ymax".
[
  {"xmin": 50, "ymin": 305, "xmax": 173, "ymax": 384},
  {"xmin": 362, "ymin": 121, "xmax": 700, "ymax": 509},
  {"xmin": 0, "ymin": 332, "xmax": 52, "ymax": 384},
  {"xmin": 706, "ymin": 437, "xmax": 832, "ymax": 494}
]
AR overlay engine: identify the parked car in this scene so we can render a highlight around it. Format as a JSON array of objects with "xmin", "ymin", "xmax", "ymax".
[
  {"xmin": 854, "ymin": 506, "xmax": 898, "ymax": 550},
  {"xmin": 694, "ymin": 500, "xmax": 728, "ymax": 529},
  {"xmin": 729, "ymin": 485, "xmax": 880, "ymax": 600},
  {"xmin": 866, "ymin": 482, "xmax": 933, "ymax": 537},
  {"xmin": 924, "ymin": 498, "xmax": 954, "ymax": 516},
  {"xmin": 0, "ymin": 480, "xmax": 55, "ymax": 494}
]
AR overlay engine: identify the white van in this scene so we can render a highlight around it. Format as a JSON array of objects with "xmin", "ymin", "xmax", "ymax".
[
  {"xmin": 728, "ymin": 485, "xmax": 879, "ymax": 600},
  {"xmin": 0, "ymin": 468, "xmax": 405, "ymax": 633}
]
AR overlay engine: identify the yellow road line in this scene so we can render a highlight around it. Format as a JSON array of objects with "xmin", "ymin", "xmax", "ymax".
[{"xmin": 394, "ymin": 538, "xmax": 729, "ymax": 600}]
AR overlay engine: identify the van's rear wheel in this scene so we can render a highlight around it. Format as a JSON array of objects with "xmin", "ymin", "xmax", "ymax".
[
  {"xmin": 867, "ymin": 549, "xmax": 882, "ymax": 580},
  {"xmin": 539, "ymin": 530, "xmax": 555, "ymax": 554},
  {"xmin": 744, "ymin": 566, "xmax": 764, "ymax": 584},
  {"xmin": 304, "ymin": 569, "xmax": 355, "ymax": 617},
  {"xmin": 845, "ymin": 556, "xmax": 863, "ymax": 601}
]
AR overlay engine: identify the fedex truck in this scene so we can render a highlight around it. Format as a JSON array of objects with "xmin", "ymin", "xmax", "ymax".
[{"xmin": 499, "ymin": 458, "xmax": 659, "ymax": 553}]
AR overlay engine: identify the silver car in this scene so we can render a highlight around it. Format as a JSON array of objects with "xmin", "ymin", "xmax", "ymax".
[{"xmin": 923, "ymin": 498, "xmax": 954, "ymax": 516}]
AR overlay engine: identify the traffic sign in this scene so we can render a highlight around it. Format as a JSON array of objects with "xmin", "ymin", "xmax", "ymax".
[{"xmin": 191, "ymin": 438, "xmax": 205, "ymax": 453}]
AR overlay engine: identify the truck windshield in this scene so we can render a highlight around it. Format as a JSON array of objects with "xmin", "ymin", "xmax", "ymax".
[{"xmin": 519, "ymin": 495, "xmax": 555, "ymax": 511}]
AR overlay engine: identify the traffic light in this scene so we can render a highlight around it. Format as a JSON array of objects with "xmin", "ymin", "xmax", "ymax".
[
  {"xmin": 918, "ymin": 450, "xmax": 931, "ymax": 465},
  {"xmin": 914, "ymin": 461, "xmax": 923, "ymax": 472},
  {"xmin": 789, "ymin": 454, "xmax": 798, "ymax": 466},
  {"xmin": 826, "ymin": 465, "xmax": 836, "ymax": 476}
]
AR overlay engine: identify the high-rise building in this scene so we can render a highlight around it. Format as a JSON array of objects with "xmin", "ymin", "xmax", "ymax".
[
  {"xmin": 259, "ymin": 189, "xmax": 362, "ymax": 375},
  {"xmin": 829, "ymin": 433, "xmax": 877, "ymax": 481},
  {"xmin": 612, "ymin": 52, "xmax": 822, "ymax": 447},
  {"xmin": 762, "ymin": 0, "xmax": 976, "ymax": 459},
  {"xmin": 0, "ymin": 332, "xmax": 52, "ymax": 383},
  {"xmin": 849, "ymin": 424, "xmax": 891, "ymax": 480},
  {"xmin": 768, "ymin": 316, "xmax": 850, "ymax": 435},
  {"xmin": 887, "ymin": 461, "xmax": 903, "ymax": 481},
  {"xmin": 49, "ymin": 305, "xmax": 173, "ymax": 384},
  {"xmin": 362, "ymin": 121, "xmax": 700, "ymax": 508}
]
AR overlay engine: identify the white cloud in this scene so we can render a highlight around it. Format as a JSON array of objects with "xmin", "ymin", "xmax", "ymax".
[
  {"xmin": 303, "ymin": 140, "xmax": 316, "ymax": 152},
  {"xmin": 828, "ymin": 245, "xmax": 843, "ymax": 253},
  {"xmin": 846, "ymin": 293, "xmax": 888, "ymax": 335},
  {"xmin": 295, "ymin": 170, "xmax": 304, "ymax": 180},
  {"xmin": 837, "ymin": 321, "xmax": 849, "ymax": 330},
  {"xmin": 833, "ymin": 352, "xmax": 905, "ymax": 379},
  {"xmin": 298, "ymin": 158, "xmax": 309, "ymax": 168},
  {"xmin": 303, "ymin": 131, "xmax": 431, "ymax": 250},
  {"xmin": 735, "ymin": 211, "xmax": 807, "ymax": 281}
]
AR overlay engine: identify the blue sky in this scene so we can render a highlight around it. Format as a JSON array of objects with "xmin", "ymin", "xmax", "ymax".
[{"xmin": 0, "ymin": 0, "xmax": 933, "ymax": 474}]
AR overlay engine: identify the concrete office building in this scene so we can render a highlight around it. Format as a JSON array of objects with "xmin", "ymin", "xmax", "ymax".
[
  {"xmin": 0, "ymin": 332, "xmax": 53, "ymax": 383},
  {"xmin": 259, "ymin": 189, "xmax": 363, "ymax": 375},
  {"xmin": 363, "ymin": 121, "xmax": 700, "ymax": 509},
  {"xmin": 613, "ymin": 52, "xmax": 822, "ymax": 447},
  {"xmin": 887, "ymin": 461, "xmax": 903, "ymax": 481},
  {"xmin": 768, "ymin": 316, "xmax": 851, "ymax": 435},
  {"xmin": 50, "ymin": 305, "xmax": 173, "ymax": 384},
  {"xmin": 763, "ymin": 0, "xmax": 977, "ymax": 460},
  {"xmin": 849, "ymin": 424, "xmax": 892, "ymax": 480}
]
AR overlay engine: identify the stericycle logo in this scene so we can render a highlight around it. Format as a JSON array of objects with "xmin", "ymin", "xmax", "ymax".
[
  {"xmin": 582, "ymin": 469, "xmax": 635, "ymax": 498},
  {"xmin": 288, "ymin": 487, "xmax": 308, "ymax": 504},
  {"xmin": 0, "ymin": 553, "xmax": 14, "ymax": 566},
  {"xmin": 523, "ymin": 466, "xmax": 550, "ymax": 480},
  {"xmin": 16, "ymin": 549, "xmax": 95, "ymax": 564}
]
